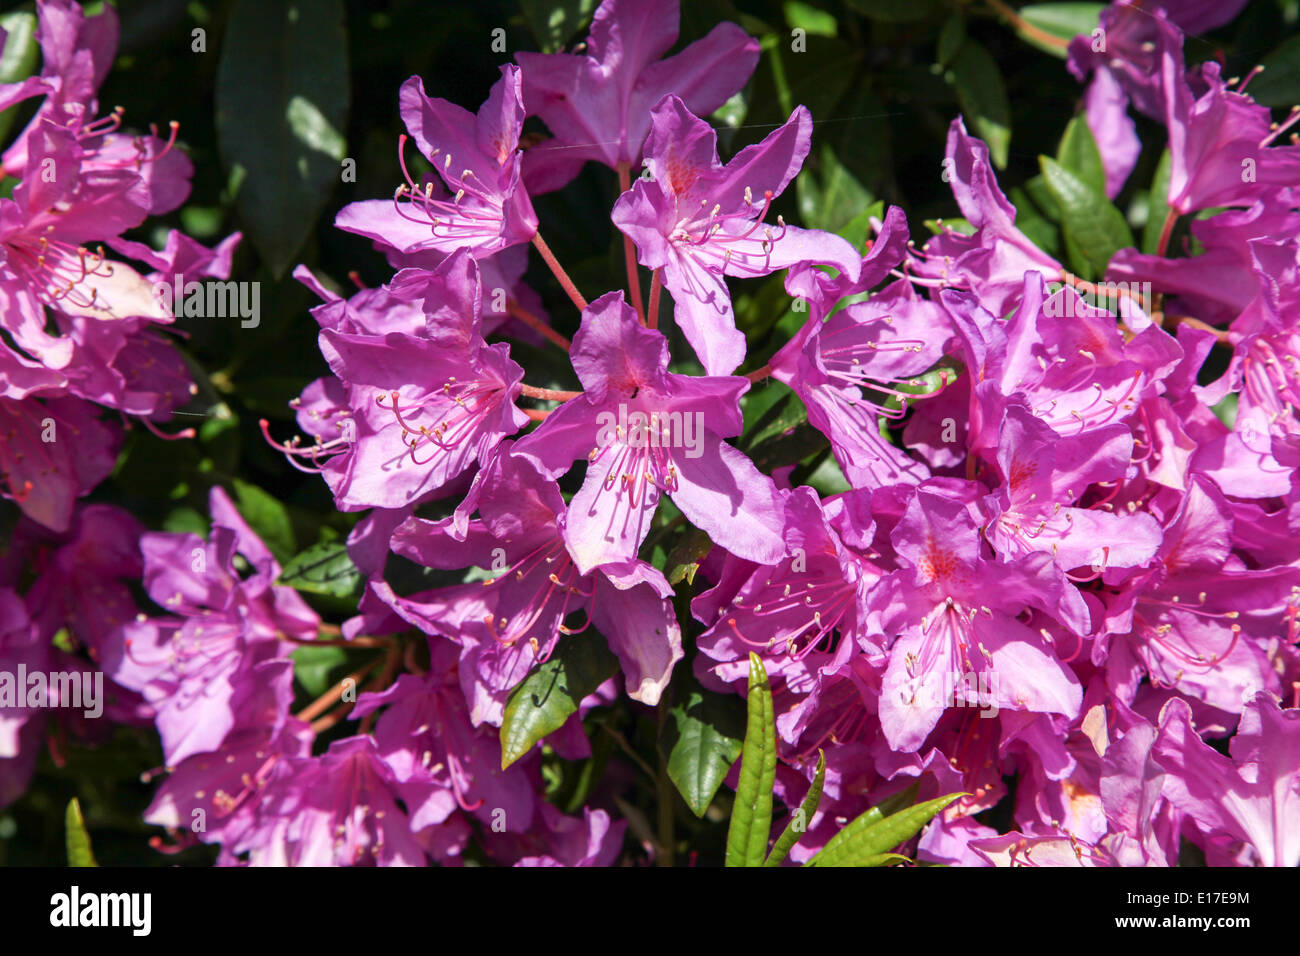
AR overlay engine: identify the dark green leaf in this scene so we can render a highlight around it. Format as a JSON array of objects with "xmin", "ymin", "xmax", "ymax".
[
  {"xmin": 1040, "ymin": 156, "xmax": 1134, "ymax": 279},
  {"xmin": 797, "ymin": 143, "xmax": 874, "ymax": 233},
  {"xmin": 1236, "ymin": 34, "xmax": 1300, "ymax": 107},
  {"xmin": 520, "ymin": 0, "xmax": 597, "ymax": 53},
  {"xmin": 784, "ymin": 1, "xmax": 837, "ymax": 36},
  {"xmin": 278, "ymin": 540, "xmax": 362, "ymax": 598},
  {"xmin": 660, "ymin": 678, "xmax": 747, "ymax": 817},
  {"xmin": 725, "ymin": 653, "xmax": 777, "ymax": 867},
  {"xmin": 500, "ymin": 637, "xmax": 619, "ymax": 769},
  {"xmin": 845, "ymin": 0, "xmax": 940, "ymax": 22},
  {"xmin": 65, "ymin": 798, "xmax": 98, "ymax": 867},
  {"xmin": 231, "ymin": 478, "xmax": 296, "ymax": 564},
  {"xmin": 807, "ymin": 792, "xmax": 962, "ymax": 867},
  {"xmin": 1056, "ymin": 115, "xmax": 1106, "ymax": 197},
  {"xmin": 765, "ymin": 749, "xmax": 825, "ymax": 866},
  {"xmin": 215, "ymin": 0, "xmax": 349, "ymax": 277},
  {"xmin": 945, "ymin": 38, "xmax": 1010, "ymax": 169},
  {"xmin": 665, "ymin": 526, "xmax": 714, "ymax": 587}
]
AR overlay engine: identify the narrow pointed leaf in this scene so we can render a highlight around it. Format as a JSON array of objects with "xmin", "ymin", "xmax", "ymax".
[
  {"xmin": 725, "ymin": 653, "xmax": 777, "ymax": 867},
  {"xmin": 765, "ymin": 749, "xmax": 825, "ymax": 867},
  {"xmin": 65, "ymin": 798, "xmax": 98, "ymax": 867},
  {"xmin": 806, "ymin": 792, "xmax": 963, "ymax": 867}
]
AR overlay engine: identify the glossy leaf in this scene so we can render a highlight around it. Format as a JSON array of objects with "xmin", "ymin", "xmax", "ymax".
[
  {"xmin": 765, "ymin": 749, "xmax": 825, "ymax": 867},
  {"xmin": 944, "ymin": 38, "xmax": 1010, "ymax": 169},
  {"xmin": 1040, "ymin": 156, "xmax": 1133, "ymax": 279},
  {"xmin": 725, "ymin": 653, "xmax": 777, "ymax": 867},
  {"xmin": 1056, "ymin": 115, "xmax": 1106, "ymax": 197},
  {"xmin": 232, "ymin": 478, "xmax": 296, "ymax": 565},
  {"xmin": 806, "ymin": 792, "xmax": 962, "ymax": 867},
  {"xmin": 0, "ymin": 11, "xmax": 38, "ymax": 145},
  {"xmin": 660, "ymin": 677, "xmax": 747, "ymax": 817},
  {"xmin": 500, "ymin": 636, "xmax": 619, "ymax": 769},
  {"xmin": 215, "ymin": 0, "xmax": 350, "ymax": 277},
  {"xmin": 278, "ymin": 540, "xmax": 363, "ymax": 598},
  {"xmin": 1141, "ymin": 149, "xmax": 1173, "ymax": 255}
]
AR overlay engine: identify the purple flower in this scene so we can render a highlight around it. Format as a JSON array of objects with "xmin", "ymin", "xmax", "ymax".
[
  {"xmin": 335, "ymin": 65, "xmax": 538, "ymax": 259},
  {"xmin": 512, "ymin": 291, "xmax": 786, "ymax": 571},
  {"xmin": 382, "ymin": 445, "xmax": 683, "ymax": 713},
  {"xmin": 101, "ymin": 487, "xmax": 319, "ymax": 765},
  {"xmin": 516, "ymin": 0, "xmax": 760, "ymax": 193},
  {"xmin": 309, "ymin": 251, "xmax": 529, "ymax": 511},
  {"xmin": 612, "ymin": 96, "xmax": 860, "ymax": 375},
  {"xmin": 872, "ymin": 482, "xmax": 1088, "ymax": 751},
  {"xmin": 233, "ymin": 735, "xmax": 427, "ymax": 866},
  {"xmin": 1154, "ymin": 691, "xmax": 1300, "ymax": 866}
]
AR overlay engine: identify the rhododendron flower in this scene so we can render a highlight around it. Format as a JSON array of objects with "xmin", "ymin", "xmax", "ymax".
[
  {"xmin": 336, "ymin": 65, "xmax": 538, "ymax": 259},
  {"xmin": 612, "ymin": 96, "xmax": 860, "ymax": 375},
  {"xmin": 517, "ymin": 0, "xmax": 760, "ymax": 193},
  {"xmin": 513, "ymin": 292, "xmax": 786, "ymax": 570}
]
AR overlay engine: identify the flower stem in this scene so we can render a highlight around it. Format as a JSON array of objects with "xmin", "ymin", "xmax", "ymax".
[
  {"xmin": 506, "ymin": 299, "xmax": 571, "ymax": 352},
  {"xmin": 519, "ymin": 383, "xmax": 581, "ymax": 401},
  {"xmin": 1155, "ymin": 208, "xmax": 1179, "ymax": 259},
  {"xmin": 744, "ymin": 364, "xmax": 772, "ymax": 383},
  {"xmin": 647, "ymin": 268, "xmax": 662, "ymax": 331},
  {"xmin": 618, "ymin": 162, "xmax": 647, "ymax": 325},
  {"xmin": 295, "ymin": 659, "xmax": 377, "ymax": 723},
  {"xmin": 985, "ymin": 0, "xmax": 1070, "ymax": 50},
  {"xmin": 532, "ymin": 232, "xmax": 588, "ymax": 313}
]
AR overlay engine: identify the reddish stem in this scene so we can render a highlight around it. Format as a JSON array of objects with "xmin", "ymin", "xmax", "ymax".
[
  {"xmin": 618, "ymin": 162, "xmax": 647, "ymax": 324},
  {"xmin": 520, "ymin": 383, "xmax": 581, "ymax": 401},
  {"xmin": 648, "ymin": 268, "xmax": 662, "ymax": 331},
  {"xmin": 506, "ymin": 299, "xmax": 571, "ymax": 352},
  {"xmin": 532, "ymin": 233, "xmax": 588, "ymax": 312}
]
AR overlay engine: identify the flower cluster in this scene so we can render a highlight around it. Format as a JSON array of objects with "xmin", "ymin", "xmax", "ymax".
[
  {"xmin": 17, "ymin": 0, "xmax": 1300, "ymax": 867},
  {"xmin": 0, "ymin": 0, "xmax": 238, "ymax": 807}
]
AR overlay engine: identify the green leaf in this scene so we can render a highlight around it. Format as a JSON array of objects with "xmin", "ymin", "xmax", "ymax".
[
  {"xmin": 797, "ymin": 144, "xmax": 874, "ymax": 233},
  {"xmin": 806, "ymin": 792, "xmax": 962, "ymax": 867},
  {"xmin": 277, "ymin": 540, "xmax": 362, "ymax": 598},
  {"xmin": 725, "ymin": 653, "xmax": 777, "ymax": 867},
  {"xmin": 765, "ymin": 750, "xmax": 825, "ymax": 866},
  {"xmin": 500, "ymin": 637, "xmax": 619, "ymax": 769},
  {"xmin": 1008, "ymin": 186, "xmax": 1061, "ymax": 256},
  {"xmin": 520, "ymin": 0, "xmax": 597, "ymax": 53},
  {"xmin": 944, "ymin": 38, "xmax": 1010, "ymax": 169},
  {"xmin": 665, "ymin": 526, "xmax": 714, "ymax": 587},
  {"xmin": 0, "ymin": 11, "xmax": 39, "ymax": 146},
  {"xmin": 1015, "ymin": 3, "xmax": 1105, "ymax": 59},
  {"xmin": 65, "ymin": 798, "xmax": 98, "ymax": 867},
  {"xmin": 1040, "ymin": 156, "xmax": 1134, "ymax": 280},
  {"xmin": 231, "ymin": 478, "xmax": 296, "ymax": 564},
  {"xmin": 1056, "ymin": 115, "xmax": 1106, "ymax": 197},
  {"xmin": 216, "ymin": 0, "xmax": 350, "ymax": 277},
  {"xmin": 1141, "ymin": 149, "xmax": 1173, "ymax": 255},
  {"xmin": 660, "ymin": 678, "xmax": 746, "ymax": 817},
  {"xmin": 937, "ymin": 15, "xmax": 966, "ymax": 68},
  {"xmin": 1240, "ymin": 34, "xmax": 1300, "ymax": 108},
  {"xmin": 784, "ymin": 1, "xmax": 837, "ymax": 36},
  {"xmin": 291, "ymin": 643, "xmax": 348, "ymax": 698},
  {"xmin": 845, "ymin": 0, "xmax": 940, "ymax": 22}
]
